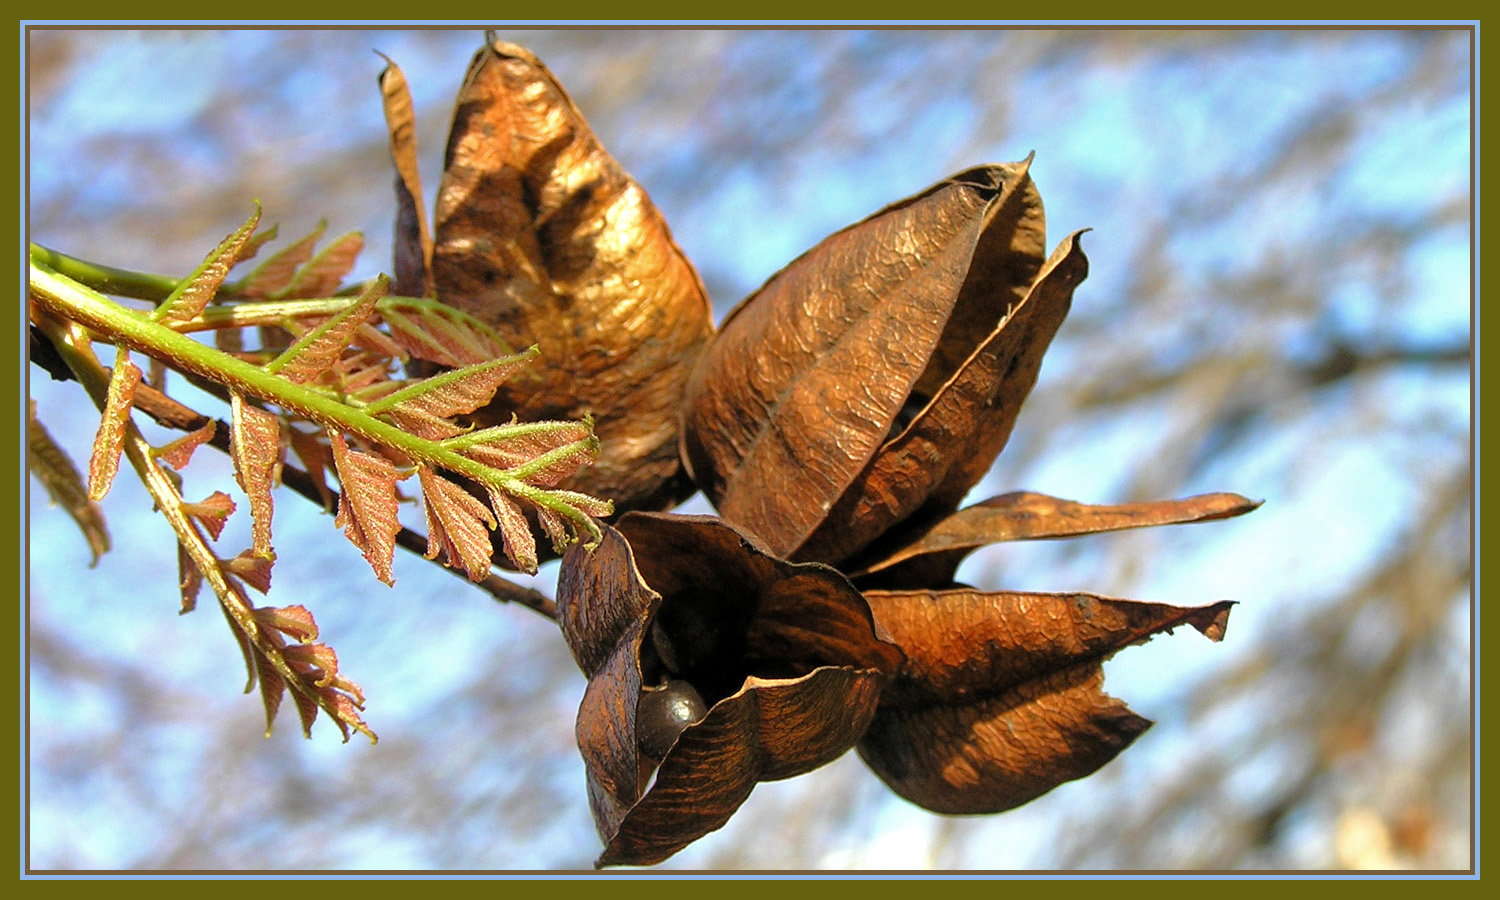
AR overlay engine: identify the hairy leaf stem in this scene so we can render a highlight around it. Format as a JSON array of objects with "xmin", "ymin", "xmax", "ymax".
[{"xmin": 28, "ymin": 259, "xmax": 604, "ymax": 537}]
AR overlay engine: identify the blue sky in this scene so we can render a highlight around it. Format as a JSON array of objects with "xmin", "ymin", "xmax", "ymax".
[{"xmin": 25, "ymin": 28, "xmax": 1472, "ymax": 870}]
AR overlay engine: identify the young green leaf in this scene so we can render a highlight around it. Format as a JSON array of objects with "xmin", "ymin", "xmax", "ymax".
[
  {"xmin": 362, "ymin": 349, "xmax": 537, "ymax": 422},
  {"xmin": 328, "ymin": 432, "xmax": 403, "ymax": 586},
  {"xmin": 457, "ymin": 421, "xmax": 598, "ymax": 487},
  {"xmin": 180, "ymin": 491, "xmax": 236, "ymax": 541},
  {"xmin": 265, "ymin": 275, "xmax": 389, "ymax": 384},
  {"xmin": 238, "ymin": 220, "xmax": 326, "ymax": 298},
  {"xmin": 379, "ymin": 300, "xmax": 514, "ymax": 368},
  {"xmin": 279, "ymin": 231, "xmax": 363, "ymax": 299},
  {"xmin": 450, "ymin": 419, "xmax": 594, "ymax": 474},
  {"xmin": 229, "ymin": 392, "xmax": 280, "ymax": 559},
  {"xmin": 87, "ymin": 346, "xmax": 142, "ymax": 501},
  {"xmin": 418, "ymin": 465, "xmax": 498, "ymax": 581},
  {"xmin": 155, "ymin": 419, "xmax": 217, "ymax": 470},
  {"xmin": 156, "ymin": 205, "xmax": 262, "ymax": 326}
]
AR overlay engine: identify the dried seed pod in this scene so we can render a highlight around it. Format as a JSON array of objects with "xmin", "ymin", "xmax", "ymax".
[
  {"xmin": 858, "ymin": 587, "xmax": 1234, "ymax": 814},
  {"xmin": 431, "ymin": 38, "xmax": 713, "ymax": 515},
  {"xmin": 382, "ymin": 35, "xmax": 713, "ymax": 520},
  {"xmin": 846, "ymin": 491, "xmax": 1264, "ymax": 589},
  {"xmin": 555, "ymin": 514, "xmax": 903, "ymax": 867},
  {"xmin": 681, "ymin": 160, "xmax": 1087, "ymax": 567}
]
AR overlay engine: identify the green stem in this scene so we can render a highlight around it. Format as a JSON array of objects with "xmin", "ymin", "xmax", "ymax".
[
  {"xmin": 36, "ymin": 310, "xmax": 376, "ymax": 743},
  {"xmin": 30, "ymin": 244, "xmax": 181, "ymax": 302},
  {"xmin": 28, "ymin": 260, "xmax": 592, "ymax": 530}
]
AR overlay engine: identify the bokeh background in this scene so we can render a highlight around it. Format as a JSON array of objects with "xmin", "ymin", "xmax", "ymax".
[{"xmin": 25, "ymin": 27, "xmax": 1472, "ymax": 870}]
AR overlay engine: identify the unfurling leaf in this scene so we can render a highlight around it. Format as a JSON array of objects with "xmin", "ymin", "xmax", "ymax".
[
  {"xmin": 253, "ymin": 649, "xmax": 290, "ymax": 737},
  {"xmin": 27, "ymin": 399, "xmax": 109, "ymax": 564},
  {"xmin": 157, "ymin": 205, "xmax": 262, "ymax": 325},
  {"xmin": 289, "ymin": 679, "xmax": 320, "ymax": 737},
  {"xmin": 180, "ymin": 491, "xmax": 236, "ymax": 541},
  {"xmin": 223, "ymin": 549, "xmax": 275, "ymax": 594},
  {"xmin": 179, "ymin": 543, "xmax": 205, "ymax": 613},
  {"xmin": 282, "ymin": 642, "xmax": 340, "ymax": 686},
  {"xmin": 253, "ymin": 604, "xmax": 320, "ymax": 643},
  {"xmin": 238, "ymin": 220, "xmax": 326, "ymax": 298},
  {"xmin": 87, "ymin": 346, "xmax": 142, "ymax": 501},
  {"xmin": 378, "ymin": 300, "xmax": 515, "ymax": 369},
  {"xmin": 155, "ymin": 419, "xmax": 218, "ymax": 471},
  {"xmin": 225, "ymin": 595, "xmax": 376, "ymax": 744},
  {"xmin": 278, "ymin": 231, "xmax": 363, "ymax": 299},
  {"xmin": 328, "ymin": 433, "xmax": 403, "ymax": 586},
  {"xmin": 229, "ymin": 392, "xmax": 280, "ymax": 559},
  {"xmin": 234, "ymin": 222, "xmax": 280, "ymax": 264},
  {"xmin": 857, "ymin": 588, "xmax": 1232, "ymax": 814},
  {"xmin": 266, "ymin": 275, "xmax": 389, "ymax": 383},
  {"xmin": 484, "ymin": 486, "xmax": 538, "ymax": 574},
  {"xmin": 286, "ymin": 426, "xmax": 336, "ymax": 511},
  {"xmin": 363, "ymin": 348, "xmax": 538, "ymax": 423},
  {"xmin": 418, "ymin": 466, "xmax": 497, "ymax": 581},
  {"xmin": 456, "ymin": 420, "xmax": 599, "ymax": 487}
]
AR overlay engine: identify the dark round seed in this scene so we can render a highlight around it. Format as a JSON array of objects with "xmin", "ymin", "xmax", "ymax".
[{"xmin": 636, "ymin": 679, "xmax": 708, "ymax": 762}]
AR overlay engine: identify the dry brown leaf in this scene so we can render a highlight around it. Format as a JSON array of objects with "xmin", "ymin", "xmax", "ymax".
[
  {"xmin": 27, "ymin": 398, "xmax": 109, "ymax": 564},
  {"xmin": 378, "ymin": 56, "xmax": 434, "ymax": 299},
  {"xmin": 859, "ymin": 664, "xmax": 1150, "ymax": 815},
  {"xmin": 801, "ymin": 231, "xmax": 1088, "ymax": 564}
]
